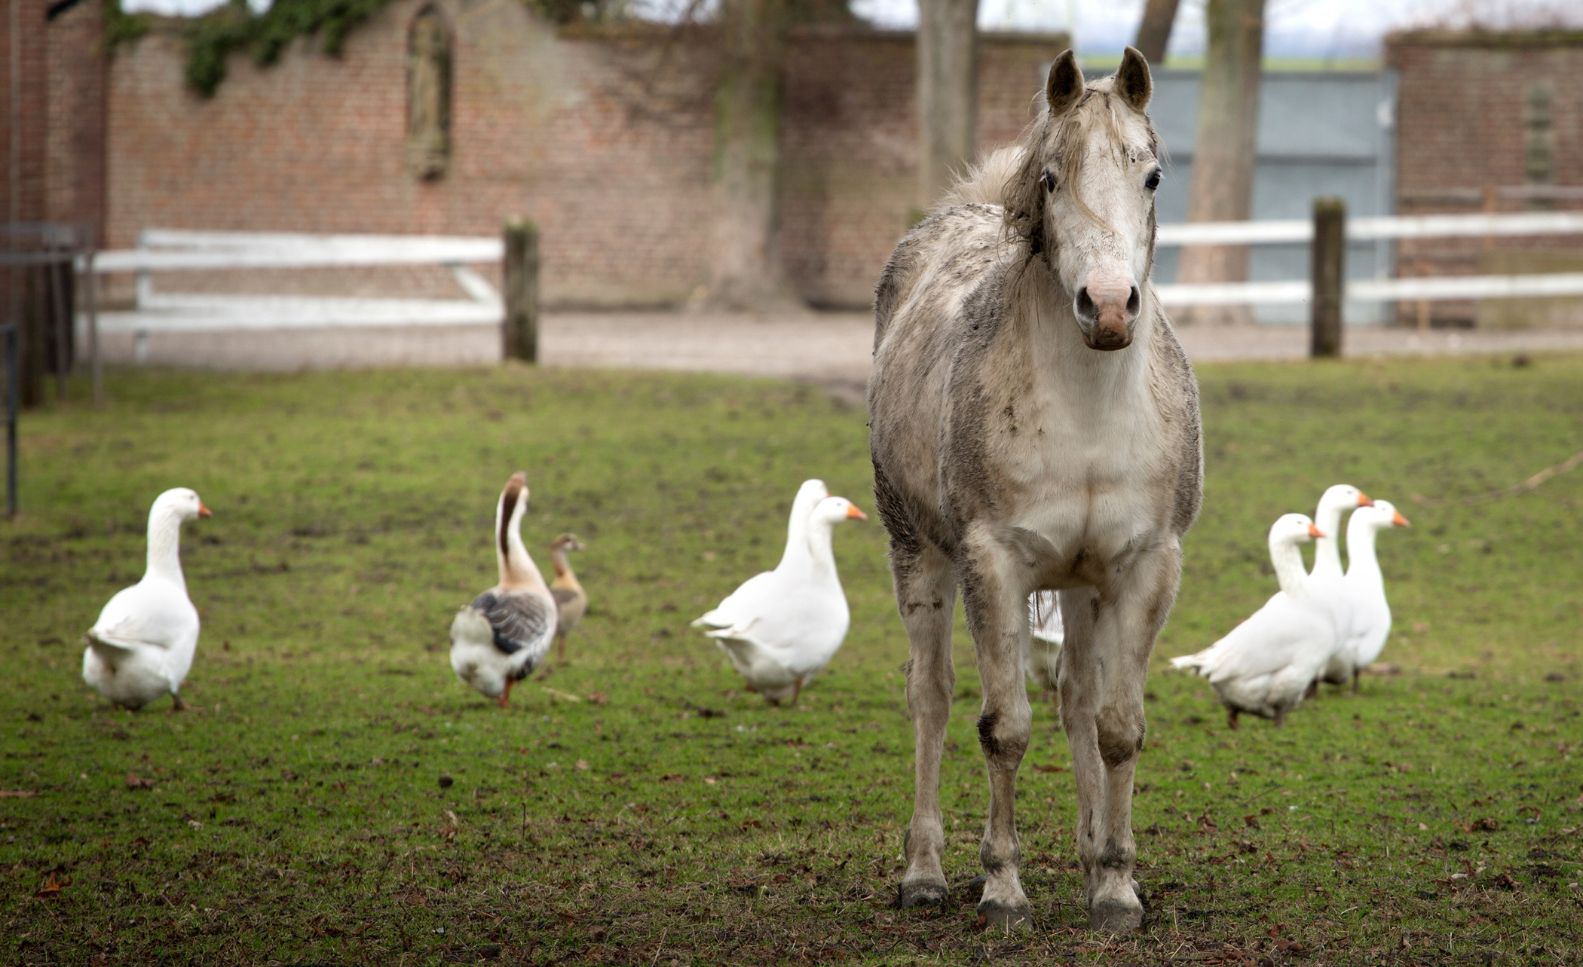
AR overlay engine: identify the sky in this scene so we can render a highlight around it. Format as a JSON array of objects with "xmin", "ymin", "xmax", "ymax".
[{"xmin": 123, "ymin": 0, "xmax": 1583, "ymax": 61}]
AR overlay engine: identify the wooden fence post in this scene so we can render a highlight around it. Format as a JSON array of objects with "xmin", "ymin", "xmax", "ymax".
[
  {"xmin": 503, "ymin": 218, "xmax": 539, "ymax": 363},
  {"xmin": 1310, "ymin": 197, "xmax": 1345, "ymax": 359}
]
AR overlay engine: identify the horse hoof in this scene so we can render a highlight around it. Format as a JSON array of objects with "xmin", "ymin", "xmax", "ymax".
[
  {"xmin": 897, "ymin": 879, "xmax": 948, "ymax": 909},
  {"xmin": 1089, "ymin": 896, "xmax": 1144, "ymax": 933},
  {"xmin": 976, "ymin": 899, "xmax": 1033, "ymax": 932}
]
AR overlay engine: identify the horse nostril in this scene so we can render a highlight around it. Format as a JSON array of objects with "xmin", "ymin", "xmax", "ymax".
[
  {"xmin": 1126, "ymin": 286, "xmax": 1140, "ymax": 316},
  {"xmin": 1076, "ymin": 287, "xmax": 1096, "ymax": 319}
]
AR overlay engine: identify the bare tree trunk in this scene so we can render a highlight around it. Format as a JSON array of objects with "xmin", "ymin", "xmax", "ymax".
[
  {"xmin": 916, "ymin": 0, "xmax": 979, "ymax": 210},
  {"xmin": 702, "ymin": 0, "xmax": 798, "ymax": 311},
  {"xmin": 1176, "ymin": 0, "xmax": 1265, "ymax": 325},
  {"xmin": 1133, "ymin": 0, "xmax": 1182, "ymax": 65}
]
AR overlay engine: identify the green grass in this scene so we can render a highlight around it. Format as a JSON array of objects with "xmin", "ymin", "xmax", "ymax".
[{"xmin": 2, "ymin": 356, "xmax": 1580, "ymax": 963}]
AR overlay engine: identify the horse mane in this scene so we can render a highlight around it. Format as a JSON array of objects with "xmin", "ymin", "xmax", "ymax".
[{"xmin": 942, "ymin": 145, "xmax": 1027, "ymax": 208}]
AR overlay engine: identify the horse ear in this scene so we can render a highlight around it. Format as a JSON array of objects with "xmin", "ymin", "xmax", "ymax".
[
  {"xmin": 1114, "ymin": 46, "xmax": 1152, "ymax": 112},
  {"xmin": 1046, "ymin": 49, "xmax": 1084, "ymax": 116}
]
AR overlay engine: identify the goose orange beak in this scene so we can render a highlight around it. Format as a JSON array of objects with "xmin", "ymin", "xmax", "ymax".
[
  {"xmin": 198, "ymin": 502, "xmax": 213, "ymax": 518},
  {"xmin": 1392, "ymin": 510, "xmax": 1411, "ymax": 527},
  {"xmin": 1308, "ymin": 524, "xmax": 1325, "ymax": 538},
  {"xmin": 1357, "ymin": 491, "xmax": 1374, "ymax": 507},
  {"xmin": 846, "ymin": 504, "xmax": 868, "ymax": 521}
]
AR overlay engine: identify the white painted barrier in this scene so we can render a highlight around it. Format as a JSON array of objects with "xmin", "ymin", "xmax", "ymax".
[
  {"xmin": 93, "ymin": 295, "xmax": 500, "ymax": 336},
  {"xmin": 85, "ymin": 230, "xmax": 504, "ymax": 343},
  {"xmin": 84, "ymin": 214, "xmax": 1583, "ymax": 338},
  {"xmin": 1154, "ymin": 210, "xmax": 1583, "ymax": 309},
  {"xmin": 1156, "ymin": 210, "xmax": 1583, "ymax": 247},
  {"xmin": 1155, "ymin": 273, "xmax": 1583, "ymax": 307},
  {"xmin": 96, "ymin": 231, "xmax": 502, "ymax": 272}
]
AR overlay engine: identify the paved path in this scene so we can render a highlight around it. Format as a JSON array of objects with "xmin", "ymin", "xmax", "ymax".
[{"xmin": 93, "ymin": 309, "xmax": 1583, "ymax": 380}]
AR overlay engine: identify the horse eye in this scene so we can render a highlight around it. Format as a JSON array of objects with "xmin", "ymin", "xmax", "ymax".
[
  {"xmin": 1144, "ymin": 168, "xmax": 1162, "ymax": 191},
  {"xmin": 1040, "ymin": 169, "xmax": 1055, "ymax": 193}
]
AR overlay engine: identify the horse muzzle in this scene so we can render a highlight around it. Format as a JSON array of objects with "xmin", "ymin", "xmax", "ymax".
[{"xmin": 1075, "ymin": 286, "xmax": 1138, "ymax": 351}]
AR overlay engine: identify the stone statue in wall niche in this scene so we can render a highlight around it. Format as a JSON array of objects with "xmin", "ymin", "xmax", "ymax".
[{"xmin": 407, "ymin": 6, "xmax": 452, "ymax": 180}]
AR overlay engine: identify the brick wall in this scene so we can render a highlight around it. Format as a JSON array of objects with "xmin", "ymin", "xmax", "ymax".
[
  {"xmin": 1386, "ymin": 30, "xmax": 1583, "ymax": 326},
  {"xmin": 779, "ymin": 28, "xmax": 1047, "ymax": 305},
  {"xmin": 45, "ymin": 0, "xmax": 107, "ymax": 244},
  {"xmin": 4, "ymin": 0, "xmax": 101, "ymax": 234},
  {"xmin": 3, "ymin": 0, "xmax": 51, "ymax": 228},
  {"xmin": 101, "ymin": 2, "xmax": 1060, "ymax": 308}
]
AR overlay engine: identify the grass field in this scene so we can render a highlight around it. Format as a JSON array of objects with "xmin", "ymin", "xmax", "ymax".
[{"xmin": 2, "ymin": 355, "xmax": 1580, "ymax": 963}]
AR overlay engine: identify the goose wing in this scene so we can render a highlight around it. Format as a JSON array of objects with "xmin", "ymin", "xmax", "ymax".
[
  {"xmin": 1200, "ymin": 595, "xmax": 1331, "ymax": 684},
  {"xmin": 88, "ymin": 583, "xmax": 197, "ymax": 652},
  {"xmin": 693, "ymin": 571, "xmax": 777, "ymax": 629},
  {"xmin": 470, "ymin": 589, "xmax": 555, "ymax": 656}
]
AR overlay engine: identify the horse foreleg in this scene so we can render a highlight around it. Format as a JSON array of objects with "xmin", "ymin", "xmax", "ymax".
[
  {"xmin": 1056, "ymin": 588, "xmax": 1111, "ymax": 923},
  {"xmin": 960, "ymin": 534, "xmax": 1033, "ymax": 930},
  {"xmin": 1063, "ymin": 543, "xmax": 1181, "ymax": 932},
  {"xmin": 894, "ymin": 542, "xmax": 957, "ymax": 909}
]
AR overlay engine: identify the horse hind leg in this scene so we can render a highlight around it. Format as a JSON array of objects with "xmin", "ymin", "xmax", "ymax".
[
  {"xmin": 893, "ymin": 540, "xmax": 957, "ymax": 910},
  {"xmin": 959, "ymin": 532, "xmax": 1034, "ymax": 930}
]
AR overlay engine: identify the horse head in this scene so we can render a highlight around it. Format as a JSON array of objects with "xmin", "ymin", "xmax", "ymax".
[{"xmin": 1006, "ymin": 47, "xmax": 1161, "ymax": 351}]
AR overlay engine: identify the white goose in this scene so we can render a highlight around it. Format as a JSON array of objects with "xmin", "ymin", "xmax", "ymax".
[
  {"xmin": 694, "ymin": 478, "xmax": 828, "ymax": 630},
  {"xmin": 1170, "ymin": 513, "xmax": 1333, "ymax": 728},
  {"xmin": 82, "ymin": 488, "xmax": 211, "ymax": 711},
  {"xmin": 1323, "ymin": 499, "xmax": 1411, "ymax": 690},
  {"xmin": 450, "ymin": 472, "xmax": 558, "ymax": 707},
  {"xmin": 1025, "ymin": 592, "xmax": 1063, "ymax": 695},
  {"xmin": 696, "ymin": 494, "xmax": 866, "ymax": 704},
  {"xmin": 1309, "ymin": 483, "xmax": 1374, "ymax": 688}
]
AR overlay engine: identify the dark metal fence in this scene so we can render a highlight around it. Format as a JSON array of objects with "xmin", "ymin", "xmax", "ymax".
[
  {"xmin": 2, "ymin": 321, "xmax": 16, "ymax": 516},
  {"xmin": 1, "ymin": 222, "xmax": 100, "ymax": 516}
]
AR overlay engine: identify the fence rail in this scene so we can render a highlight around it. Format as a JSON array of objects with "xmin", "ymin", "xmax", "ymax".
[
  {"xmin": 1156, "ymin": 273, "xmax": 1583, "ymax": 307},
  {"xmin": 82, "ymin": 210, "xmax": 1583, "ymax": 362},
  {"xmin": 85, "ymin": 225, "xmax": 539, "ymax": 363},
  {"xmin": 1156, "ymin": 210, "xmax": 1583, "ymax": 247},
  {"xmin": 96, "ymin": 230, "xmax": 501, "ymax": 272},
  {"xmin": 1154, "ymin": 208, "xmax": 1583, "ymax": 326}
]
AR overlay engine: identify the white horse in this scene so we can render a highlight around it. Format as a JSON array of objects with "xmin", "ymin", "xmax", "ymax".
[{"xmin": 867, "ymin": 48, "xmax": 1201, "ymax": 931}]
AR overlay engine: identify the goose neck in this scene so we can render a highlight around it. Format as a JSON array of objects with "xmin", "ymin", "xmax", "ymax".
[
  {"xmin": 498, "ymin": 508, "xmax": 546, "ymax": 590},
  {"xmin": 1269, "ymin": 538, "xmax": 1311, "ymax": 597},
  {"xmin": 1345, "ymin": 520, "xmax": 1381, "ymax": 578},
  {"xmin": 145, "ymin": 509, "xmax": 186, "ymax": 584},
  {"xmin": 1312, "ymin": 506, "xmax": 1346, "ymax": 578},
  {"xmin": 776, "ymin": 513, "xmax": 812, "ymax": 571},
  {"xmin": 802, "ymin": 518, "xmax": 839, "ymax": 574}
]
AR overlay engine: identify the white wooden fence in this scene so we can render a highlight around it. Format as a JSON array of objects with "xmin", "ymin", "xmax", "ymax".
[
  {"xmin": 79, "ymin": 211, "xmax": 1583, "ymax": 355},
  {"xmin": 88, "ymin": 229, "xmax": 504, "ymax": 351},
  {"xmin": 1153, "ymin": 210, "xmax": 1583, "ymax": 307}
]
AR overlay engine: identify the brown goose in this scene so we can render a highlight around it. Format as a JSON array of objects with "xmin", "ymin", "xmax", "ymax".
[
  {"xmin": 548, "ymin": 534, "xmax": 588, "ymax": 662},
  {"xmin": 449, "ymin": 473, "xmax": 557, "ymax": 707}
]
